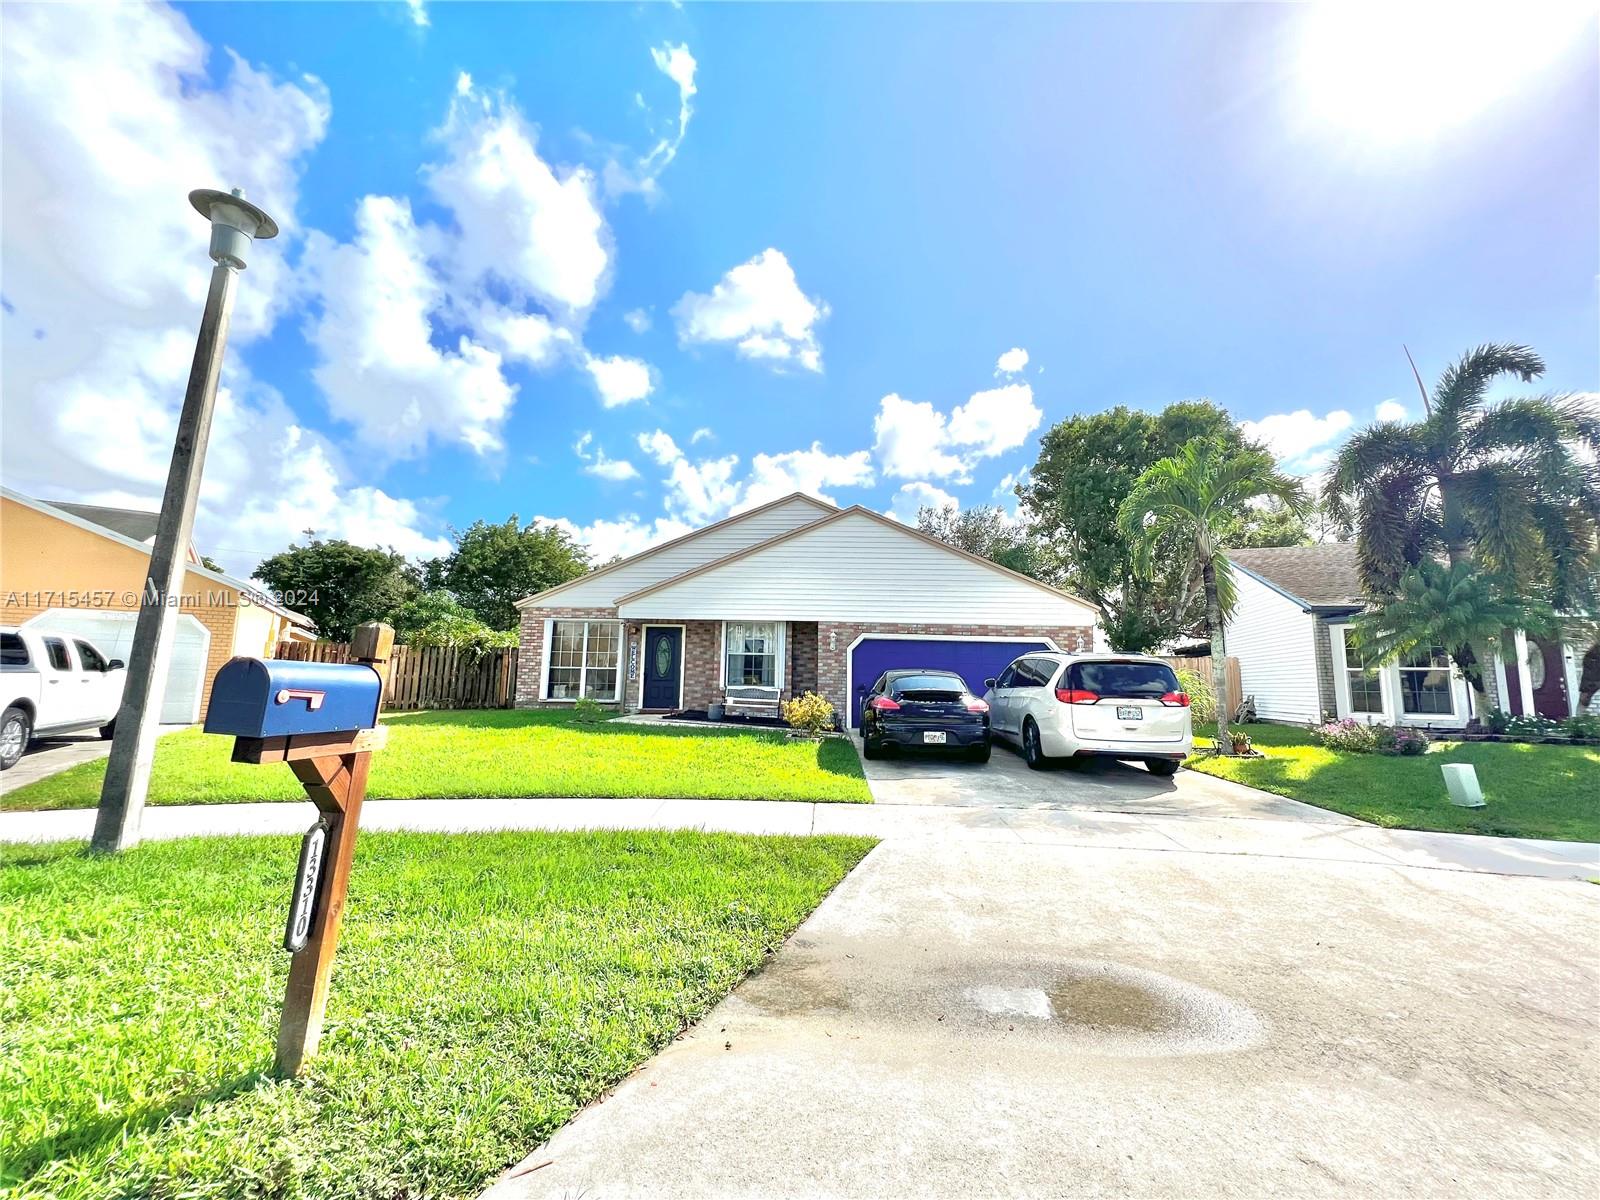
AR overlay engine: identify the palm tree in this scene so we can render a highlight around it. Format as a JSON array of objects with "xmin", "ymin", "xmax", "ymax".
[
  {"xmin": 1328, "ymin": 344, "xmax": 1599, "ymax": 602},
  {"xmin": 1349, "ymin": 560, "xmax": 1555, "ymax": 717},
  {"xmin": 1118, "ymin": 438, "xmax": 1307, "ymax": 752}
]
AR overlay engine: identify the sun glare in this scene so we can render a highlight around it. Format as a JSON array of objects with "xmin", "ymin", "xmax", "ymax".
[{"xmin": 1296, "ymin": 2, "xmax": 1595, "ymax": 144}]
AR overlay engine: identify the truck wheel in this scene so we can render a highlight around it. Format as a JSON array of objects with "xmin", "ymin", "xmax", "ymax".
[
  {"xmin": 0, "ymin": 706, "xmax": 31, "ymax": 770},
  {"xmin": 99, "ymin": 719, "xmax": 117, "ymax": 740},
  {"xmin": 1146, "ymin": 758, "xmax": 1180, "ymax": 777}
]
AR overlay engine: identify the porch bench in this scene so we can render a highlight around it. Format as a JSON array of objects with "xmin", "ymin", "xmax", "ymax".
[{"xmin": 724, "ymin": 685, "xmax": 782, "ymax": 719}]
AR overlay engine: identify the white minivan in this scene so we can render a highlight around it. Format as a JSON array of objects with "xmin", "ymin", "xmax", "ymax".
[{"xmin": 982, "ymin": 652, "xmax": 1193, "ymax": 775}]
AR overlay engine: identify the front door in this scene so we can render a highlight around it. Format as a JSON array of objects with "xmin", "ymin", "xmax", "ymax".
[{"xmin": 642, "ymin": 626, "xmax": 683, "ymax": 710}]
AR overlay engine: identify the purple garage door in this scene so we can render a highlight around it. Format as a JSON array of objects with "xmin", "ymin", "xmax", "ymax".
[{"xmin": 849, "ymin": 636, "xmax": 1055, "ymax": 727}]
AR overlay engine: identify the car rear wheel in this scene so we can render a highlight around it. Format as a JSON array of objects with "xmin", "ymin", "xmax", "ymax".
[
  {"xmin": 98, "ymin": 719, "xmax": 117, "ymax": 740},
  {"xmin": 862, "ymin": 735, "xmax": 883, "ymax": 760},
  {"xmin": 968, "ymin": 742, "xmax": 991, "ymax": 764},
  {"xmin": 1022, "ymin": 719, "xmax": 1049, "ymax": 770},
  {"xmin": 1, "ymin": 707, "xmax": 31, "ymax": 770},
  {"xmin": 1146, "ymin": 758, "xmax": 1180, "ymax": 777}
]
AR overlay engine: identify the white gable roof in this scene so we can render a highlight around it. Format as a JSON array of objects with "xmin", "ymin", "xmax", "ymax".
[
  {"xmin": 518, "ymin": 493, "xmax": 834, "ymax": 610},
  {"xmin": 616, "ymin": 506, "xmax": 1097, "ymax": 625}
]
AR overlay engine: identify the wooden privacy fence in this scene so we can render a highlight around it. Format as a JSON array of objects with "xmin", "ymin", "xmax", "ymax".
[
  {"xmin": 1158, "ymin": 655, "xmax": 1242, "ymax": 705},
  {"xmin": 274, "ymin": 640, "xmax": 519, "ymax": 710}
]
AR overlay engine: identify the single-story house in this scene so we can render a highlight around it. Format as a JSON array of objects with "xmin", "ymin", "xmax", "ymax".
[
  {"xmin": 1223, "ymin": 543, "xmax": 1594, "ymax": 728},
  {"xmin": 0, "ymin": 488, "xmax": 313, "ymax": 722},
  {"xmin": 514, "ymin": 493, "xmax": 1098, "ymax": 727}
]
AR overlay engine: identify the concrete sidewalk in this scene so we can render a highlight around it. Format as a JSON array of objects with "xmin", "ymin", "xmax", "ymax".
[{"xmin": 3, "ymin": 794, "xmax": 1596, "ymax": 880}]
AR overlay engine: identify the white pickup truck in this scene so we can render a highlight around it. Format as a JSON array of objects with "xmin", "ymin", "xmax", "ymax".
[{"xmin": 1, "ymin": 626, "xmax": 127, "ymax": 770}]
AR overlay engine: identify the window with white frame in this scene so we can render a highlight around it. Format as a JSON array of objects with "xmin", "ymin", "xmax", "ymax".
[
  {"xmin": 1342, "ymin": 633, "xmax": 1384, "ymax": 714},
  {"xmin": 725, "ymin": 622, "xmax": 781, "ymax": 688},
  {"xmin": 546, "ymin": 620, "xmax": 620, "ymax": 701},
  {"xmin": 1398, "ymin": 645, "xmax": 1453, "ymax": 715}
]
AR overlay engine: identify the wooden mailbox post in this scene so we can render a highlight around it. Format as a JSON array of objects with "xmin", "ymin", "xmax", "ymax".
[{"xmin": 208, "ymin": 622, "xmax": 394, "ymax": 1077}]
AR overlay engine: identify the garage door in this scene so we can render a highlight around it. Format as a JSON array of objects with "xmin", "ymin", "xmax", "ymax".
[
  {"xmin": 848, "ymin": 636, "xmax": 1055, "ymax": 727},
  {"xmin": 23, "ymin": 610, "xmax": 210, "ymax": 724}
]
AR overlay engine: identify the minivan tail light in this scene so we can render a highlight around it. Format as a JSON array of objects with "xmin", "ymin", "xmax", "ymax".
[
  {"xmin": 1159, "ymin": 692, "xmax": 1191, "ymax": 707},
  {"xmin": 1055, "ymin": 688, "xmax": 1099, "ymax": 704},
  {"xmin": 868, "ymin": 696, "xmax": 901, "ymax": 712}
]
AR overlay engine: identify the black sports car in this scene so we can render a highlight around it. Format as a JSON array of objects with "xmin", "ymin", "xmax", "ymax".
[{"xmin": 860, "ymin": 669, "xmax": 991, "ymax": 762}]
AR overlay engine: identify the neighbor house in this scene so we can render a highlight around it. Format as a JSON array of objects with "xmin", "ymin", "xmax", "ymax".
[
  {"xmin": 514, "ymin": 493, "xmax": 1098, "ymax": 727},
  {"xmin": 1222, "ymin": 543, "xmax": 1593, "ymax": 728},
  {"xmin": 0, "ymin": 488, "xmax": 313, "ymax": 722}
]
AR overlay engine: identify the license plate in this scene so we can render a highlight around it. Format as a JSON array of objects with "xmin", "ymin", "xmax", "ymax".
[
  {"xmin": 923, "ymin": 731, "xmax": 947, "ymax": 744},
  {"xmin": 1116, "ymin": 706, "xmax": 1143, "ymax": 721}
]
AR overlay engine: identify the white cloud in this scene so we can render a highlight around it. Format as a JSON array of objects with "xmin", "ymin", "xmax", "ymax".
[
  {"xmin": 604, "ymin": 42, "xmax": 699, "ymax": 199},
  {"xmin": 889, "ymin": 482, "xmax": 958, "ymax": 524},
  {"xmin": 873, "ymin": 383, "xmax": 1042, "ymax": 481},
  {"xmin": 995, "ymin": 347, "xmax": 1029, "ymax": 375},
  {"xmin": 873, "ymin": 394, "xmax": 970, "ymax": 480},
  {"xmin": 301, "ymin": 196, "xmax": 517, "ymax": 456},
  {"xmin": 741, "ymin": 444, "xmax": 874, "ymax": 511},
  {"xmin": 0, "ymin": 3, "xmax": 450, "ymax": 574},
  {"xmin": 538, "ymin": 513, "xmax": 693, "ymax": 564},
  {"xmin": 573, "ymin": 431, "xmax": 639, "ymax": 481},
  {"xmin": 947, "ymin": 383, "xmax": 1043, "ymax": 459},
  {"xmin": 404, "ymin": 0, "xmax": 428, "ymax": 27},
  {"xmin": 1376, "ymin": 399, "xmax": 1409, "ymax": 423},
  {"xmin": 584, "ymin": 353, "xmax": 654, "ymax": 407},
  {"xmin": 673, "ymin": 249, "xmax": 828, "ymax": 372},
  {"xmin": 427, "ymin": 75, "xmax": 610, "ymax": 316},
  {"xmin": 623, "ymin": 307, "xmax": 652, "ymax": 333},
  {"xmin": 690, "ymin": 427, "xmax": 714, "ymax": 444},
  {"xmin": 638, "ymin": 429, "xmax": 868, "ymax": 524},
  {"xmin": 1241, "ymin": 408, "xmax": 1354, "ymax": 472}
]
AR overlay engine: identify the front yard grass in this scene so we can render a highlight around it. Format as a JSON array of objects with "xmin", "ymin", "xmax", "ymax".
[
  {"xmin": 1, "ymin": 829, "xmax": 876, "ymax": 1199},
  {"xmin": 1187, "ymin": 722, "xmax": 1600, "ymax": 842},
  {"xmin": 1, "ymin": 709, "xmax": 872, "ymax": 811}
]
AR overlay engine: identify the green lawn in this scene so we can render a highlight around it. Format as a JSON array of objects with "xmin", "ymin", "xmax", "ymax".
[
  {"xmin": 2, "ymin": 709, "xmax": 872, "ymax": 811},
  {"xmin": 1186, "ymin": 723, "xmax": 1600, "ymax": 841},
  {"xmin": 1, "ymin": 829, "xmax": 875, "ymax": 1199}
]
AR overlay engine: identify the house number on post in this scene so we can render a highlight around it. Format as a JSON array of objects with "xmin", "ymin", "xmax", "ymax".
[
  {"xmin": 627, "ymin": 638, "xmax": 640, "ymax": 682},
  {"xmin": 284, "ymin": 819, "xmax": 329, "ymax": 953}
]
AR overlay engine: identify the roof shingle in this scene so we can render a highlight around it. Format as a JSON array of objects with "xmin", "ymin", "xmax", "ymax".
[{"xmin": 1225, "ymin": 543, "xmax": 1366, "ymax": 608}]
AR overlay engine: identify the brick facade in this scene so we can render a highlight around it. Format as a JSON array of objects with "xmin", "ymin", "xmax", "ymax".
[{"xmin": 518, "ymin": 610, "xmax": 1094, "ymax": 724}]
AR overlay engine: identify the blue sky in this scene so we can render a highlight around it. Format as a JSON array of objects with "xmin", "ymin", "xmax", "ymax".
[{"xmin": 3, "ymin": 1, "xmax": 1596, "ymax": 574}]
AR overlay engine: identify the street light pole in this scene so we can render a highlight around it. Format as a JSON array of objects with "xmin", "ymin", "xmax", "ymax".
[{"xmin": 92, "ymin": 188, "xmax": 279, "ymax": 853}]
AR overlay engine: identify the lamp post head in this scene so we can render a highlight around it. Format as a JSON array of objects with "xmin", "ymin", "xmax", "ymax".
[{"xmin": 189, "ymin": 187, "xmax": 279, "ymax": 270}]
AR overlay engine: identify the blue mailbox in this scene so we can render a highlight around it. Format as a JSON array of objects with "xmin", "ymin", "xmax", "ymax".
[{"xmin": 204, "ymin": 658, "xmax": 382, "ymax": 739}]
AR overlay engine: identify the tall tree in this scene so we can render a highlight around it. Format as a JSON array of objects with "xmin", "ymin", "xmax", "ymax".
[
  {"xmin": 1020, "ymin": 401, "xmax": 1305, "ymax": 650},
  {"xmin": 915, "ymin": 504, "xmax": 1041, "ymax": 578},
  {"xmin": 1328, "ymin": 344, "xmax": 1599, "ymax": 602},
  {"xmin": 1118, "ymin": 438, "xmax": 1307, "ymax": 750},
  {"xmin": 422, "ymin": 516, "xmax": 589, "ymax": 631},
  {"xmin": 254, "ymin": 537, "xmax": 419, "ymax": 639}
]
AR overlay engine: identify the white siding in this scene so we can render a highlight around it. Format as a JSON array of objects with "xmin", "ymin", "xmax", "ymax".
[
  {"xmin": 1223, "ymin": 570, "xmax": 1320, "ymax": 724},
  {"xmin": 527, "ymin": 496, "xmax": 831, "ymax": 609},
  {"xmin": 619, "ymin": 510, "xmax": 1096, "ymax": 625}
]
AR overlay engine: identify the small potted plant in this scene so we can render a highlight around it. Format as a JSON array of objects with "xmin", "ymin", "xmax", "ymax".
[{"xmin": 1230, "ymin": 730, "xmax": 1253, "ymax": 756}]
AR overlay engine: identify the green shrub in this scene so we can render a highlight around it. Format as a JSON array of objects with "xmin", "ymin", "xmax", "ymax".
[
  {"xmin": 1175, "ymin": 668, "xmax": 1216, "ymax": 723},
  {"xmin": 781, "ymin": 692, "xmax": 835, "ymax": 737},
  {"xmin": 1561, "ymin": 713, "xmax": 1600, "ymax": 740},
  {"xmin": 571, "ymin": 697, "xmax": 606, "ymax": 724}
]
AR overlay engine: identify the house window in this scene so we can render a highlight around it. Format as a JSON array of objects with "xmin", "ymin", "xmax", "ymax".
[
  {"xmin": 546, "ymin": 620, "xmax": 620, "ymax": 701},
  {"xmin": 1398, "ymin": 645, "xmax": 1453, "ymax": 715},
  {"xmin": 725, "ymin": 622, "xmax": 781, "ymax": 687},
  {"xmin": 1343, "ymin": 635, "xmax": 1383, "ymax": 714}
]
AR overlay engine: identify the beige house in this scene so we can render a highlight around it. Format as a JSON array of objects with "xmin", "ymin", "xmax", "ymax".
[{"xmin": 0, "ymin": 488, "xmax": 312, "ymax": 722}]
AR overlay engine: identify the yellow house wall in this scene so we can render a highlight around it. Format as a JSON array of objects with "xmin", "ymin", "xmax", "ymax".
[{"xmin": 1, "ymin": 495, "xmax": 245, "ymax": 717}]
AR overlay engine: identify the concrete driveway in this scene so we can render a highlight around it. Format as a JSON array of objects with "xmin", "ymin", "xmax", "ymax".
[
  {"xmin": 487, "ymin": 833, "xmax": 1600, "ymax": 1199},
  {"xmin": 857, "ymin": 732, "xmax": 1338, "ymax": 822},
  {"xmin": 0, "ymin": 724, "xmax": 190, "ymax": 797}
]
